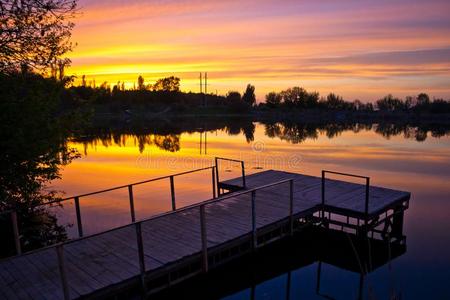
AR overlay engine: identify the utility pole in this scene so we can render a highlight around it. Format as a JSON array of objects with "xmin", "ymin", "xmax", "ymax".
[
  {"xmin": 205, "ymin": 72, "xmax": 208, "ymax": 94},
  {"xmin": 199, "ymin": 72, "xmax": 203, "ymax": 94}
]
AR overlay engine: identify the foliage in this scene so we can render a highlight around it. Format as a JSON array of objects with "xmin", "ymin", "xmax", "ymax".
[
  {"xmin": 152, "ymin": 76, "xmax": 180, "ymax": 92},
  {"xmin": 0, "ymin": 0, "xmax": 77, "ymax": 73},
  {"xmin": 242, "ymin": 84, "xmax": 256, "ymax": 107},
  {"xmin": 260, "ymin": 87, "xmax": 449, "ymax": 114},
  {"xmin": 265, "ymin": 92, "xmax": 282, "ymax": 108},
  {"xmin": 0, "ymin": 72, "xmax": 78, "ymax": 256}
]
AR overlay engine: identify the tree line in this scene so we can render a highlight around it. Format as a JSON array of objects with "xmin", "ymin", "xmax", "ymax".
[
  {"xmin": 261, "ymin": 87, "xmax": 450, "ymax": 114},
  {"xmin": 66, "ymin": 76, "xmax": 450, "ymax": 115}
]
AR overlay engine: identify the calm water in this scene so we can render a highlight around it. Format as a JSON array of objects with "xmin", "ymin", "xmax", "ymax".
[{"xmin": 51, "ymin": 121, "xmax": 450, "ymax": 299}]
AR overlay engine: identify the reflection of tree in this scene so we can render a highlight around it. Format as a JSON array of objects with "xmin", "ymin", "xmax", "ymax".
[
  {"xmin": 242, "ymin": 123, "xmax": 255, "ymax": 143},
  {"xmin": 153, "ymin": 135, "xmax": 180, "ymax": 152},
  {"xmin": 264, "ymin": 121, "xmax": 450, "ymax": 144}
]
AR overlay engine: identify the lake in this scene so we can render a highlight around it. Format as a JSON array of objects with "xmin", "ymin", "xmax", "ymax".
[{"xmin": 50, "ymin": 120, "xmax": 450, "ymax": 299}]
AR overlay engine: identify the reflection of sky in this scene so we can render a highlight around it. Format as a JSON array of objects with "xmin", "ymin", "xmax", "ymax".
[
  {"xmin": 68, "ymin": 0, "xmax": 450, "ymax": 100},
  {"xmin": 51, "ymin": 123, "xmax": 450, "ymax": 298}
]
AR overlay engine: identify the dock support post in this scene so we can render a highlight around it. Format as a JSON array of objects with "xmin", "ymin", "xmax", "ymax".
[
  {"xmin": 128, "ymin": 185, "xmax": 136, "ymax": 222},
  {"xmin": 74, "ymin": 197, "xmax": 83, "ymax": 237},
  {"xmin": 286, "ymin": 271, "xmax": 291, "ymax": 300},
  {"xmin": 11, "ymin": 211, "xmax": 21, "ymax": 255},
  {"xmin": 56, "ymin": 245, "xmax": 70, "ymax": 300},
  {"xmin": 391, "ymin": 205, "xmax": 404, "ymax": 239},
  {"xmin": 251, "ymin": 190, "xmax": 257, "ymax": 249},
  {"xmin": 135, "ymin": 222, "xmax": 147, "ymax": 296},
  {"xmin": 289, "ymin": 179, "xmax": 294, "ymax": 235},
  {"xmin": 241, "ymin": 161, "xmax": 246, "ymax": 188},
  {"xmin": 200, "ymin": 205, "xmax": 208, "ymax": 272},
  {"xmin": 212, "ymin": 167, "xmax": 216, "ymax": 198},
  {"xmin": 170, "ymin": 176, "xmax": 176, "ymax": 211}
]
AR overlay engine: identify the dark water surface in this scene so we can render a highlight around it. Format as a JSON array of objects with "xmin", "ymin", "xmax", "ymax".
[{"xmin": 50, "ymin": 120, "xmax": 450, "ymax": 299}]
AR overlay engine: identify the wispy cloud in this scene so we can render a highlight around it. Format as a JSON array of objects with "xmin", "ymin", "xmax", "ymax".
[{"xmin": 69, "ymin": 0, "xmax": 450, "ymax": 100}]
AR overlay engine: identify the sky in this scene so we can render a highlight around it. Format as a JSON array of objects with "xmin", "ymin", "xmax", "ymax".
[{"xmin": 68, "ymin": 0, "xmax": 450, "ymax": 101}]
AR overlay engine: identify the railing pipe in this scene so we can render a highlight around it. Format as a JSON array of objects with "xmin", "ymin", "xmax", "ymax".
[
  {"xmin": 322, "ymin": 170, "xmax": 371, "ymax": 227},
  {"xmin": 241, "ymin": 161, "xmax": 246, "ymax": 188},
  {"xmin": 365, "ymin": 177, "xmax": 370, "ymax": 225},
  {"xmin": 6, "ymin": 178, "xmax": 293, "ymax": 258},
  {"xmin": 74, "ymin": 197, "xmax": 83, "ymax": 237},
  {"xmin": 211, "ymin": 167, "xmax": 217, "ymax": 199},
  {"xmin": 128, "ymin": 185, "xmax": 136, "ymax": 222},
  {"xmin": 215, "ymin": 158, "xmax": 220, "ymax": 196},
  {"xmin": 170, "ymin": 176, "xmax": 176, "ymax": 211}
]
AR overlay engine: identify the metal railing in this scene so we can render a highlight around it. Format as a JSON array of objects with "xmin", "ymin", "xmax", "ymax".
[
  {"xmin": 1, "ymin": 165, "xmax": 218, "ymax": 255},
  {"xmin": 214, "ymin": 157, "xmax": 246, "ymax": 195},
  {"xmin": 2, "ymin": 177, "xmax": 295, "ymax": 300},
  {"xmin": 321, "ymin": 170, "xmax": 370, "ymax": 224}
]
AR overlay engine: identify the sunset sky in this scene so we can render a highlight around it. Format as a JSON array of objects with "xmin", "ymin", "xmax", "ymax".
[{"xmin": 68, "ymin": 0, "xmax": 450, "ymax": 101}]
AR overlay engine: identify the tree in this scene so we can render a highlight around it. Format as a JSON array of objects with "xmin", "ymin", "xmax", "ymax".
[
  {"xmin": 227, "ymin": 91, "xmax": 248, "ymax": 112},
  {"xmin": 0, "ymin": 73, "xmax": 78, "ymax": 256},
  {"xmin": 325, "ymin": 93, "xmax": 345, "ymax": 110},
  {"xmin": 137, "ymin": 75, "xmax": 145, "ymax": 90},
  {"xmin": 265, "ymin": 92, "xmax": 282, "ymax": 108},
  {"xmin": 0, "ymin": 0, "xmax": 77, "ymax": 73},
  {"xmin": 417, "ymin": 93, "xmax": 430, "ymax": 106},
  {"xmin": 242, "ymin": 84, "xmax": 256, "ymax": 106},
  {"xmin": 281, "ymin": 87, "xmax": 308, "ymax": 108},
  {"xmin": 376, "ymin": 94, "xmax": 405, "ymax": 112},
  {"xmin": 153, "ymin": 76, "xmax": 180, "ymax": 92}
]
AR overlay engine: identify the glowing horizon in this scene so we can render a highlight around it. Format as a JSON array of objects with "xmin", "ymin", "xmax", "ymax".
[{"xmin": 68, "ymin": 0, "xmax": 450, "ymax": 101}]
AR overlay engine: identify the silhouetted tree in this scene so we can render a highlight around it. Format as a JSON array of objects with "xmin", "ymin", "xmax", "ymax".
[
  {"xmin": 153, "ymin": 76, "xmax": 180, "ymax": 92},
  {"xmin": 265, "ymin": 92, "xmax": 282, "ymax": 108},
  {"xmin": 417, "ymin": 93, "xmax": 430, "ymax": 106},
  {"xmin": 325, "ymin": 93, "xmax": 346, "ymax": 110},
  {"xmin": 376, "ymin": 95, "xmax": 405, "ymax": 112},
  {"xmin": 242, "ymin": 84, "xmax": 256, "ymax": 106},
  {"xmin": 137, "ymin": 75, "xmax": 145, "ymax": 90},
  {"xmin": 281, "ymin": 87, "xmax": 308, "ymax": 108},
  {"xmin": 0, "ymin": 73, "xmax": 78, "ymax": 256},
  {"xmin": 0, "ymin": 0, "xmax": 77, "ymax": 73}
]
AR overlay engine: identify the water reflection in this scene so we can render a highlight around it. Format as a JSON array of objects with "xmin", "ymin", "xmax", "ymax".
[
  {"xmin": 152, "ymin": 228, "xmax": 407, "ymax": 300},
  {"xmin": 71, "ymin": 118, "xmax": 450, "ymax": 155}
]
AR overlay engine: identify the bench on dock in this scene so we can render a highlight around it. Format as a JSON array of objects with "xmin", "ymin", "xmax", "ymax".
[{"xmin": 0, "ymin": 158, "xmax": 410, "ymax": 300}]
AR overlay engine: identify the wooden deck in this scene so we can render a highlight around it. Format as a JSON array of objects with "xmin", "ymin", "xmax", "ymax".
[{"xmin": 0, "ymin": 169, "xmax": 410, "ymax": 300}]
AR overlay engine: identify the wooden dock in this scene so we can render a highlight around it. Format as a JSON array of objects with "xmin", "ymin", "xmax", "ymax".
[{"xmin": 0, "ymin": 159, "xmax": 410, "ymax": 299}]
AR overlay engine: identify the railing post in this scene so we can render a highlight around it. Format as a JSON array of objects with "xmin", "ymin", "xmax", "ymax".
[
  {"xmin": 135, "ymin": 222, "xmax": 147, "ymax": 296},
  {"xmin": 289, "ymin": 179, "xmax": 294, "ymax": 235},
  {"xmin": 215, "ymin": 157, "xmax": 220, "ymax": 196},
  {"xmin": 211, "ymin": 167, "xmax": 217, "ymax": 199},
  {"xmin": 365, "ymin": 177, "xmax": 370, "ymax": 227},
  {"xmin": 170, "ymin": 176, "xmax": 176, "ymax": 211},
  {"xmin": 241, "ymin": 161, "xmax": 246, "ymax": 188},
  {"xmin": 11, "ymin": 211, "xmax": 21, "ymax": 255},
  {"xmin": 200, "ymin": 205, "xmax": 208, "ymax": 272},
  {"xmin": 321, "ymin": 171, "xmax": 325, "ymax": 220},
  {"xmin": 251, "ymin": 190, "xmax": 257, "ymax": 249},
  {"xmin": 74, "ymin": 197, "xmax": 83, "ymax": 237},
  {"xmin": 128, "ymin": 185, "xmax": 136, "ymax": 222},
  {"xmin": 56, "ymin": 245, "xmax": 70, "ymax": 300}
]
